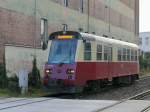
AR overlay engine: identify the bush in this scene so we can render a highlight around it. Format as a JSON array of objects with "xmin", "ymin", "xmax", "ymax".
[
  {"xmin": 28, "ymin": 57, "xmax": 41, "ymax": 88},
  {"xmin": 140, "ymin": 53, "xmax": 150, "ymax": 70},
  {"xmin": 0, "ymin": 64, "xmax": 8, "ymax": 88},
  {"xmin": 8, "ymin": 75, "xmax": 20, "ymax": 93}
]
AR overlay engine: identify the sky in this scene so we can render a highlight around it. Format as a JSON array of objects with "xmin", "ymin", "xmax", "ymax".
[{"xmin": 140, "ymin": 0, "xmax": 150, "ymax": 32}]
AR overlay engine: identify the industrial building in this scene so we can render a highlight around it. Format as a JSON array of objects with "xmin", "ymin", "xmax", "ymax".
[
  {"xmin": 139, "ymin": 32, "xmax": 150, "ymax": 53},
  {"xmin": 0, "ymin": 0, "xmax": 139, "ymax": 76}
]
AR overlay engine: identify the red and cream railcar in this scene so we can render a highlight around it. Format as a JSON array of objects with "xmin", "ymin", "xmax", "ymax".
[{"xmin": 44, "ymin": 31, "xmax": 139, "ymax": 92}]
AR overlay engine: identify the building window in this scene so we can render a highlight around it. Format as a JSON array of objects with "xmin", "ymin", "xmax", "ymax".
[
  {"xmin": 84, "ymin": 43, "xmax": 91, "ymax": 60},
  {"xmin": 64, "ymin": 0, "xmax": 69, "ymax": 7},
  {"xmin": 139, "ymin": 37, "xmax": 142, "ymax": 45},
  {"xmin": 41, "ymin": 18, "xmax": 48, "ymax": 35},
  {"xmin": 80, "ymin": 0, "xmax": 84, "ymax": 13},
  {"xmin": 97, "ymin": 45, "xmax": 102, "ymax": 60},
  {"xmin": 145, "ymin": 37, "xmax": 149, "ymax": 45},
  {"xmin": 41, "ymin": 18, "xmax": 48, "ymax": 47}
]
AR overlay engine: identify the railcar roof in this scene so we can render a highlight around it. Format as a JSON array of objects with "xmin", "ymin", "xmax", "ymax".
[{"xmin": 80, "ymin": 33, "xmax": 139, "ymax": 49}]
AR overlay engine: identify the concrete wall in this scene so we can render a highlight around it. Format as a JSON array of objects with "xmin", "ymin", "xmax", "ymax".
[{"xmin": 5, "ymin": 44, "xmax": 50, "ymax": 77}]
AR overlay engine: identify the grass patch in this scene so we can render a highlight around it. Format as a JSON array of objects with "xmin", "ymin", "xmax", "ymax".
[
  {"xmin": 0, "ymin": 88, "xmax": 20, "ymax": 97},
  {"xmin": 0, "ymin": 89, "xmax": 10, "ymax": 97},
  {"xmin": 0, "ymin": 88, "xmax": 51, "ymax": 97},
  {"xmin": 139, "ymin": 69, "xmax": 150, "ymax": 78}
]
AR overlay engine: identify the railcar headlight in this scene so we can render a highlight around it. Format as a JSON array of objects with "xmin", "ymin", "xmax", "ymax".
[
  {"xmin": 45, "ymin": 69, "xmax": 52, "ymax": 74},
  {"xmin": 66, "ymin": 69, "xmax": 75, "ymax": 74},
  {"xmin": 46, "ymin": 70, "xmax": 49, "ymax": 73}
]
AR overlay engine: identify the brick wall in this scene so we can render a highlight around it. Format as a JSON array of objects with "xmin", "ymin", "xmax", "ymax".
[
  {"xmin": 0, "ymin": 0, "xmax": 139, "ymax": 63},
  {"xmin": 0, "ymin": 7, "xmax": 35, "ymax": 46}
]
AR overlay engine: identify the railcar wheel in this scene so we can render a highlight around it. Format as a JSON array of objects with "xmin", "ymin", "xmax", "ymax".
[
  {"xmin": 84, "ymin": 80, "xmax": 100, "ymax": 92},
  {"xmin": 130, "ymin": 74, "xmax": 139, "ymax": 84},
  {"xmin": 112, "ymin": 77, "xmax": 120, "ymax": 86},
  {"xmin": 113, "ymin": 75, "xmax": 134, "ymax": 86},
  {"xmin": 121, "ymin": 76, "xmax": 132, "ymax": 85}
]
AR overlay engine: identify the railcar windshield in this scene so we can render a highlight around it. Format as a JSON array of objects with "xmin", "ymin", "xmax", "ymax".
[{"xmin": 48, "ymin": 39, "xmax": 77, "ymax": 64}]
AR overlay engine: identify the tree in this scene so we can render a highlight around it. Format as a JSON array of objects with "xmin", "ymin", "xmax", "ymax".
[
  {"xmin": 139, "ymin": 53, "xmax": 150, "ymax": 70},
  {"xmin": 28, "ymin": 57, "xmax": 41, "ymax": 88}
]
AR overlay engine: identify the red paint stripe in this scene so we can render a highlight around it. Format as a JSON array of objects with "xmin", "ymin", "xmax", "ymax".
[{"xmin": 75, "ymin": 62, "xmax": 139, "ymax": 85}]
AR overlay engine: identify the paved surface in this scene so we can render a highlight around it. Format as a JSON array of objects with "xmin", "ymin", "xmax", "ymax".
[
  {"xmin": 0, "ymin": 98, "xmax": 117, "ymax": 112},
  {"xmin": 1, "ymin": 98, "xmax": 150, "ymax": 112},
  {"xmin": 99, "ymin": 100, "xmax": 150, "ymax": 112}
]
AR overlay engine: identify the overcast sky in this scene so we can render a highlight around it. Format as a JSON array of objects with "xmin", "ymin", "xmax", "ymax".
[{"xmin": 140, "ymin": 0, "xmax": 150, "ymax": 32}]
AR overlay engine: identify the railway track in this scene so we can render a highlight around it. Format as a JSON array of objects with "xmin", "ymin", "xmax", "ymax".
[
  {"xmin": 0, "ymin": 97, "xmax": 53, "ymax": 110},
  {"xmin": 137, "ymin": 75, "xmax": 150, "ymax": 82},
  {"xmin": 140, "ymin": 106, "xmax": 150, "ymax": 112},
  {"xmin": 42, "ymin": 75, "xmax": 150, "ymax": 100},
  {"xmin": 0, "ymin": 89, "xmax": 150, "ymax": 111},
  {"xmin": 94, "ymin": 88, "xmax": 150, "ymax": 112},
  {"xmin": 44, "ymin": 93, "xmax": 78, "ymax": 99}
]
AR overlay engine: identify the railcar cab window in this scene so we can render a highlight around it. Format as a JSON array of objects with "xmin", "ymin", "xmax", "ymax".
[
  {"xmin": 84, "ymin": 43, "xmax": 91, "ymax": 60},
  {"xmin": 48, "ymin": 38, "xmax": 77, "ymax": 64},
  {"xmin": 97, "ymin": 45, "xmax": 102, "ymax": 60}
]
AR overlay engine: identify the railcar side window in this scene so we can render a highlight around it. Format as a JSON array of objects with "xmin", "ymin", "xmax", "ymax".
[
  {"xmin": 127, "ymin": 49, "xmax": 130, "ymax": 61},
  {"xmin": 131, "ymin": 50, "xmax": 134, "ymax": 61},
  {"xmin": 104, "ymin": 46, "xmax": 108, "ymax": 61},
  {"xmin": 135, "ymin": 50, "xmax": 138, "ymax": 61},
  {"xmin": 97, "ymin": 45, "xmax": 102, "ymax": 60},
  {"xmin": 123, "ymin": 48, "xmax": 127, "ymax": 61},
  {"xmin": 104, "ymin": 46, "xmax": 112, "ymax": 61},
  {"xmin": 84, "ymin": 43, "xmax": 91, "ymax": 60},
  {"xmin": 118, "ymin": 48, "xmax": 122, "ymax": 61}
]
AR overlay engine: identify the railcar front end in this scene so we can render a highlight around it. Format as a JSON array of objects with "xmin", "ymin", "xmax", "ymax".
[{"xmin": 44, "ymin": 31, "xmax": 83, "ymax": 93}]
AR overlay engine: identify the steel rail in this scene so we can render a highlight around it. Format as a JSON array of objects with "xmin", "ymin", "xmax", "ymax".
[
  {"xmin": 0, "ymin": 98, "xmax": 28, "ymax": 105},
  {"xmin": 0, "ymin": 98, "xmax": 53, "ymax": 110},
  {"xmin": 140, "ymin": 106, "xmax": 150, "ymax": 112},
  {"xmin": 94, "ymin": 89, "xmax": 150, "ymax": 112}
]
